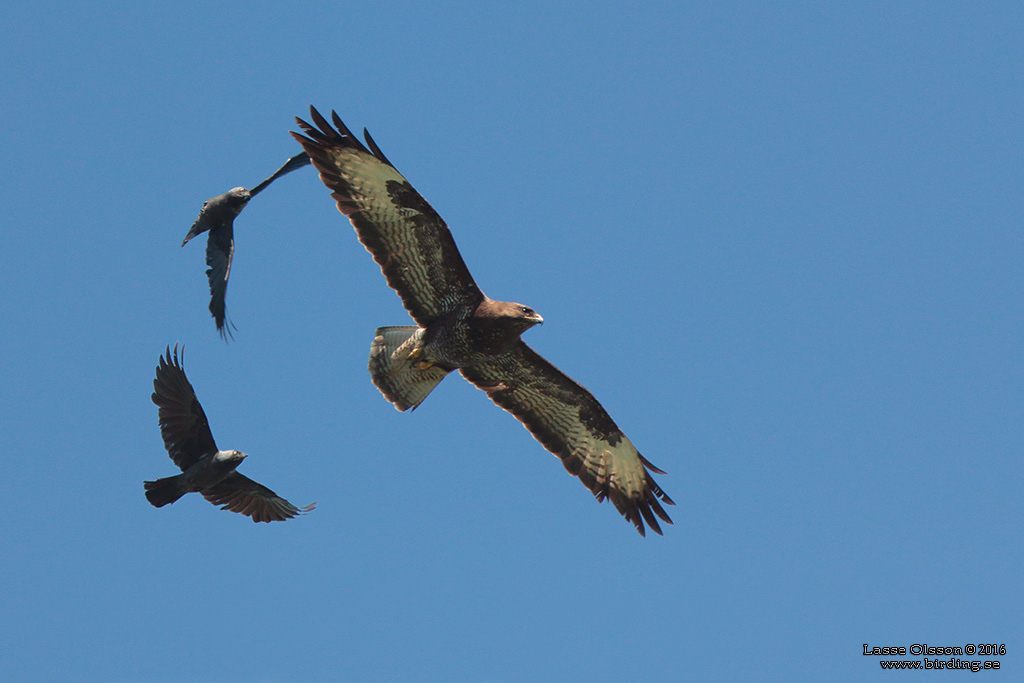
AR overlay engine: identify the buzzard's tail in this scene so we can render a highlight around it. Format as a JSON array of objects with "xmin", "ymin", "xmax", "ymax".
[
  {"xmin": 144, "ymin": 475, "xmax": 187, "ymax": 508},
  {"xmin": 369, "ymin": 326, "xmax": 452, "ymax": 411}
]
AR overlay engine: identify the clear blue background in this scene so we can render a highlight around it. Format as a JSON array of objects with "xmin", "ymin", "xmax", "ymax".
[{"xmin": 1, "ymin": 2, "xmax": 1020, "ymax": 681}]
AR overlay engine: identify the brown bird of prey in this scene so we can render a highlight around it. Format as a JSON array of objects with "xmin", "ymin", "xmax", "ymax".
[
  {"xmin": 144, "ymin": 345, "xmax": 315, "ymax": 522},
  {"xmin": 292, "ymin": 107, "xmax": 673, "ymax": 535},
  {"xmin": 182, "ymin": 152, "xmax": 311, "ymax": 339}
]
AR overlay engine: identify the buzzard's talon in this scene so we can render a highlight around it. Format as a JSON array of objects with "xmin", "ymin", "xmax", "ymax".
[
  {"xmin": 413, "ymin": 360, "xmax": 435, "ymax": 371},
  {"xmin": 407, "ymin": 347, "xmax": 424, "ymax": 362}
]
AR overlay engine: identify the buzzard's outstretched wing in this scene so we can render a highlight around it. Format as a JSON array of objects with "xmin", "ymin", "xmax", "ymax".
[
  {"xmin": 151, "ymin": 345, "xmax": 217, "ymax": 471},
  {"xmin": 292, "ymin": 107, "xmax": 483, "ymax": 325},
  {"xmin": 460, "ymin": 342, "xmax": 675, "ymax": 536},
  {"xmin": 202, "ymin": 472, "xmax": 316, "ymax": 523}
]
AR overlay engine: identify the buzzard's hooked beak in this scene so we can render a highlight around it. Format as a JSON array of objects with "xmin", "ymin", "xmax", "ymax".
[{"xmin": 530, "ymin": 313, "xmax": 544, "ymax": 325}]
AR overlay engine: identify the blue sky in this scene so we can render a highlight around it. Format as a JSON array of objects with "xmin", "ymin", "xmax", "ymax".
[{"xmin": 1, "ymin": 2, "xmax": 1020, "ymax": 681}]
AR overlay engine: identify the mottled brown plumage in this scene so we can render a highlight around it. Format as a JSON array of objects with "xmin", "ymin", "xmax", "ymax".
[{"xmin": 292, "ymin": 107, "xmax": 673, "ymax": 535}]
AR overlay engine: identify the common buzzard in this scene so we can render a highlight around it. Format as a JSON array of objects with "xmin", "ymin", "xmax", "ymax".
[
  {"xmin": 292, "ymin": 108, "xmax": 673, "ymax": 535},
  {"xmin": 145, "ymin": 345, "xmax": 315, "ymax": 522},
  {"xmin": 182, "ymin": 152, "xmax": 311, "ymax": 339}
]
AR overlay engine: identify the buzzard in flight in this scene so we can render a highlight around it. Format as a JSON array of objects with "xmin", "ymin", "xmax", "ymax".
[
  {"xmin": 292, "ymin": 108, "xmax": 673, "ymax": 535},
  {"xmin": 145, "ymin": 345, "xmax": 315, "ymax": 522},
  {"xmin": 182, "ymin": 152, "xmax": 311, "ymax": 339}
]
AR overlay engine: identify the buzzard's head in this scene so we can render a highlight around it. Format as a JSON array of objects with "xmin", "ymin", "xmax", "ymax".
[
  {"xmin": 512, "ymin": 304, "xmax": 544, "ymax": 328},
  {"xmin": 473, "ymin": 300, "xmax": 545, "ymax": 349},
  {"xmin": 478, "ymin": 299, "xmax": 543, "ymax": 327}
]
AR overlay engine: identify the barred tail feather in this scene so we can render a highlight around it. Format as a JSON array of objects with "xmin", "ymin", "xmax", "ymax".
[{"xmin": 368, "ymin": 326, "xmax": 451, "ymax": 411}]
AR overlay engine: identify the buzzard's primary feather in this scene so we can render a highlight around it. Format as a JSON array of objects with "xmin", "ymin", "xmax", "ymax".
[{"xmin": 292, "ymin": 107, "xmax": 672, "ymax": 535}]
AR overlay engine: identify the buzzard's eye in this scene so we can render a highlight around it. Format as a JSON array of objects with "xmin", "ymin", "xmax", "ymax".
[{"xmin": 521, "ymin": 307, "xmax": 532, "ymax": 314}]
